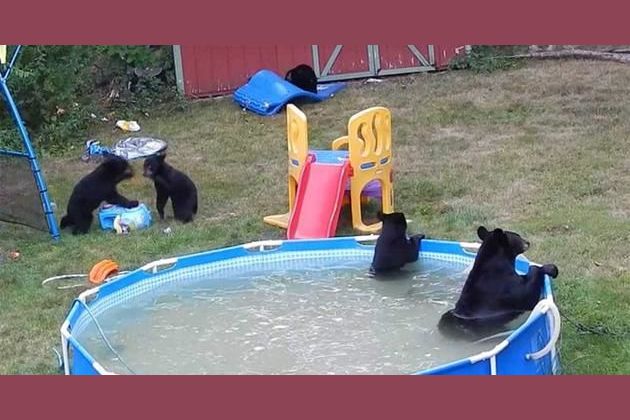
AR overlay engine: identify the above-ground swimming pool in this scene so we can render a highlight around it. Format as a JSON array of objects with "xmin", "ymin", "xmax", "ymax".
[{"xmin": 61, "ymin": 236, "xmax": 561, "ymax": 375}]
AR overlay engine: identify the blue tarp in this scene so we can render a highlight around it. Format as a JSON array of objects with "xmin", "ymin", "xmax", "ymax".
[{"xmin": 233, "ymin": 69, "xmax": 346, "ymax": 116}]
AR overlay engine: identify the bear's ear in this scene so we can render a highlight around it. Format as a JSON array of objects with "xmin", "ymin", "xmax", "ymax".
[
  {"xmin": 493, "ymin": 228, "xmax": 507, "ymax": 240},
  {"xmin": 477, "ymin": 226, "xmax": 489, "ymax": 240},
  {"xmin": 156, "ymin": 153, "xmax": 166, "ymax": 162},
  {"xmin": 496, "ymin": 229, "xmax": 512, "ymax": 248}
]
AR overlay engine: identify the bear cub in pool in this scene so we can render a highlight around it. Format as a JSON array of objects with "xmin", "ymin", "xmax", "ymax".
[
  {"xmin": 143, "ymin": 154, "xmax": 198, "ymax": 223},
  {"xmin": 285, "ymin": 64, "xmax": 318, "ymax": 93},
  {"xmin": 370, "ymin": 211, "xmax": 425, "ymax": 274},
  {"xmin": 60, "ymin": 155, "xmax": 138, "ymax": 235},
  {"xmin": 438, "ymin": 226, "xmax": 559, "ymax": 340}
]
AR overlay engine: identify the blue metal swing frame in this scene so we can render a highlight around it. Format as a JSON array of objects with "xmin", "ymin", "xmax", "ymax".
[{"xmin": 0, "ymin": 45, "xmax": 60, "ymax": 240}]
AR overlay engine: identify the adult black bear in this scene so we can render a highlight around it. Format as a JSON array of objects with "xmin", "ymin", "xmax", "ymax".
[
  {"xmin": 143, "ymin": 154, "xmax": 198, "ymax": 223},
  {"xmin": 60, "ymin": 155, "xmax": 138, "ymax": 235},
  {"xmin": 370, "ymin": 211, "xmax": 425, "ymax": 274},
  {"xmin": 438, "ymin": 226, "xmax": 559, "ymax": 340},
  {"xmin": 285, "ymin": 64, "xmax": 318, "ymax": 93}
]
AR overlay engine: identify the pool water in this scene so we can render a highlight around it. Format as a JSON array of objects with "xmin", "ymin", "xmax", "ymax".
[{"xmin": 76, "ymin": 255, "xmax": 515, "ymax": 374}]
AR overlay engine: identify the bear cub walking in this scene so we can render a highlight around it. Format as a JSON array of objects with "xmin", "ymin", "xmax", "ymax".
[{"xmin": 143, "ymin": 154, "xmax": 198, "ymax": 223}]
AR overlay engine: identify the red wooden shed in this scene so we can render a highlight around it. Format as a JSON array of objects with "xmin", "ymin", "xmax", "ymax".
[{"xmin": 173, "ymin": 45, "xmax": 468, "ymax": 98}]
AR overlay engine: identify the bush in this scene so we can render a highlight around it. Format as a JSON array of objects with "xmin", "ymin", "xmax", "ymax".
[
  {"xmin": 0, "ymin": 46, "xmax": 182, "ymax": 154},
  {"xmin": 449, "ymin": 45, "xmax": 529, "ymax": 73}
]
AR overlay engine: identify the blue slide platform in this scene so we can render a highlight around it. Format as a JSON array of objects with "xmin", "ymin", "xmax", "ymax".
[{"xmin": 233, "ymin": 69, "xmax": 346, "ymax": 116}]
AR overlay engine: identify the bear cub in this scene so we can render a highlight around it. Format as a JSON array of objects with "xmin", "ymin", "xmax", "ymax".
[
  {"xmin": 285, "ymin": 64, "xmax": 318, "ymax": 93},
  {"xmin": 60, "ymin": 155, "xmax": 138, "ymax": 235},
  {"xmin": 143, "ymin": 153, "xmax": 198, "ymax": 223},
  {"xmin": 438, "ymin": 226, "xmax": 559, "ymax": 340},
  {"xmin": 370, "ymin": 211, "xmax": 425, "ymax": 274}
]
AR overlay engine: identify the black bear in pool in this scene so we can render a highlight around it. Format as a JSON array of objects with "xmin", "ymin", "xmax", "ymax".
[
  {"xmin": 60, "ymin": 155, "xmax": 138, "ymax": 235},
  {"xmin": 438, "ymin": 226, "xmax": 559, "ymax": 340},
  {"xmin": 370, "ymin": 211, "xmax": 425, "ymax": 275}
]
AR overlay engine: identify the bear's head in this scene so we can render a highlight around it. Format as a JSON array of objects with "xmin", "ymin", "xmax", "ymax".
[
  {"xmin": 477, "ymin": 225, "xmax": 530, "ymax": 259},
  {"xmin": 101, "ymin": 155, "xmax": 134, "ymax": 183},
  {"xmin": 143, "ymin": 154, "xmax": 166, "ymax": 179},
  {"xmin": 377, "ymin": 211, "xmax": 408, "ymax": 237}
]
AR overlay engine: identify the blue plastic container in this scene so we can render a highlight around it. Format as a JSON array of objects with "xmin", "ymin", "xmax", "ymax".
[{"xmin": 98, "ymin": 204, "xmax": 153, "ymax": 232}]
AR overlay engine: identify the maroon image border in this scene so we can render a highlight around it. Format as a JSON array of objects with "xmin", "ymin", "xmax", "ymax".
[
  {"xmin": 1, "ymin": 0, "xmax": 629, "ymax": 418},
  {"xmin": 1, "ymin": 0, "xmax": 630, "ymax": 43}
]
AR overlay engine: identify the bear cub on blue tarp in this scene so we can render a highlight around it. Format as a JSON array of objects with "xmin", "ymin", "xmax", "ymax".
[
  {"xmin": 370, "ymin": 211, "xmax": 425, "ymax": 274},
  {"xmin": 143, "ymin": 154, "xmax": 198, "ymax": 224},
  {"xmin": 285, "ymin": 64, "xmax": 318, "ymax": 94},
  {"xmin": 438, "ymin": 226, "xmax": 559, "ymax": 340},
  {"xmin": 60, "ymin": 155, "xmax": 139, "ymax": 235}
]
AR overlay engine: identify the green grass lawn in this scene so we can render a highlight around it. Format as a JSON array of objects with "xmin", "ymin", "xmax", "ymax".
[{"xmin": 1, "ymin": 60, "xmax": 629, "ymax": 374}]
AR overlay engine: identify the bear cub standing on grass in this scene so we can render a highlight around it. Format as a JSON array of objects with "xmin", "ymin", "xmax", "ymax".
[
  {"xmin": 438, "ymin": 226, "xmax": 559, "ymax": 340},
  {"xmin": 370, "ymin": 211, "xmax": 425, "ymax": 274},
  {"xmin": 143, "ymin": 153, "xmax": 198, "ymax": 223},
  {"xmin": 60, "ymin": 155, "xmax": 138, "ymax": 235},
  {"xmin": 285, "ymin": 64, "xmax": 318, "ymax": 93}
]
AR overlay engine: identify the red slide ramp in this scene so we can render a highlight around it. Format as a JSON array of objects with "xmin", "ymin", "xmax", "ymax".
[{"xmin": 287, "ymin": 154, "xmax": 351, "ymax": 239}]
